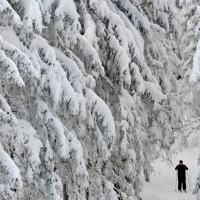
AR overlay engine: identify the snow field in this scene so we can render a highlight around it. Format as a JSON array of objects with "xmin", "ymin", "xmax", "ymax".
[{"xmin": 141, "ymin": 132, "xmax": 199, "ymax": 200}]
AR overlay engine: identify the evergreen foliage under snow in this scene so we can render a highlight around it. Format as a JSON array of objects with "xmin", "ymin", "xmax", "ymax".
[{"xmin": 0, "ymin": 0, "xmax": 196, "ymax": 200}]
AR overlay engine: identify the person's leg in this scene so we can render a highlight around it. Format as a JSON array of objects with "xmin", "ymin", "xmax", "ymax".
[
  {"xmin": 178, "ymin": 181, "xmax": 181, "ymax": 190},
  {"xmin": 178, "ymin": 177, "xmax": 181, "ymax": 190},
  {"xmin": 183, "ymin": 176, "xmax": 186, "ymax": 190}
]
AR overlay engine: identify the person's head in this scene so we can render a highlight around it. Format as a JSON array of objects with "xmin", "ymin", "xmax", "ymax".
[{"xmin": 179, "ymin": 160, "xmax": 183, "ymax": 165}]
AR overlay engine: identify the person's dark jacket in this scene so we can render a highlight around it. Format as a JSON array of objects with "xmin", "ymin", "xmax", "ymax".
[{"xmin": 175, "ymin": 165, "xmax": 188, "ymax": 177}]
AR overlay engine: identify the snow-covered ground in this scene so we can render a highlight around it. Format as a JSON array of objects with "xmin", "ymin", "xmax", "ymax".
[{"xmin": 141, "ymin": 132, "xmax": 199, "ymax": 200}]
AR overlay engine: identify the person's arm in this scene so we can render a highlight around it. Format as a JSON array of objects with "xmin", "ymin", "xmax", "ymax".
[
  {"xmin": 185, "ymin": 165, "xmax": 188, "ymax": 170},
  {"xmin": 175, "ymin": 165, "xmax": 178, "ymax": 170}
]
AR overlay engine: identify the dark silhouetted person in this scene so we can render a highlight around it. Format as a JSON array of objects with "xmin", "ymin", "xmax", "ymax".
[{"xmin": 175, "ymin": 160, "xmax": 188, "ymax": 192}]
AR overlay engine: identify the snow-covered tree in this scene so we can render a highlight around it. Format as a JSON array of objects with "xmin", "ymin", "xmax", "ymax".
[
  {"xmin": 0, "ymin": 0, "xmax": 185, "ymax": 199},
  {"xmin": 179, "ymin": 2, "xmax": 200, "ymax": 200},
  {"xmin": 178, "ymin": 0, "xmax": 200, "ymax": 91},
  {"xmin": 173, "ymin": 0, "xmax": 200, "ymax": 153},
  {"xmin": 192, "ymin": 138, "xmax": 200, "ymax": 200}
]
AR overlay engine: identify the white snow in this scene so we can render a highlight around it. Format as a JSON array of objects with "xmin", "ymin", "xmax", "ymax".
[
  {"xmin": 0, "ymin": 0, "xmax": 198, "ymax": 199},
  {"xmin": 190, "ymin": 40, "xmax": 200, "ymax": 83},
  {"xmin": 0, "ymin": 0, "xmax": 22, "ymax": 26},
  {"xmin": 54, "ymin": 0, "xmax": 80, "ymax": 31},
  {"xmin": 16, "ymin": 120, "xmax": 43, "ymax": 172},
  {"xmin": 76, "ymin": 34, "xmax": 104, "ymax": 76},
  {"xmin": 21, "ymin": 0, "xmax": 42, "ymax": 33},
  {"xmin": 141, "ymin": 132, "xmax": 199, "ymax": 200},
  {"xmin": 0, "ymin": 49, "xmax": 24, "ymax": 87},
  {"xmin": 0, "ymin": 143, "xmax": 22, "ymax": 188}
]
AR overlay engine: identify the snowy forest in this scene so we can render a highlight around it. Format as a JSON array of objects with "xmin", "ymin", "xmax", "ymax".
[{"xmin": 0, "ymin": 0, "xmax": 200, "ymax": 199}]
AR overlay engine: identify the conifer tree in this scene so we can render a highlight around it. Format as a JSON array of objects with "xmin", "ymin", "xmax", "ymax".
[
  {"xmin": 179, "ymin": 2, "xmax": 200, "ymax": 200},
  {"xmin": 192, "ymin": 138, "xmax": 200, "ymax": 200},
  {"xmin": 0, "ymin": 0, "xmax": 185, "ymax": 199}
]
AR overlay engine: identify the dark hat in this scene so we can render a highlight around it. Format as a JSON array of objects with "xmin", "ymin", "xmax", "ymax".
[{"xmin": 179, "ymin": 160, "xmax": 183, "ymax": 162}]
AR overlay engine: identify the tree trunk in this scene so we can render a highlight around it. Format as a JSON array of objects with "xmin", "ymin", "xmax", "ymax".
[{"xmin": 63, "ymin": 183, "xmax": 68, "ymax": 200}]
